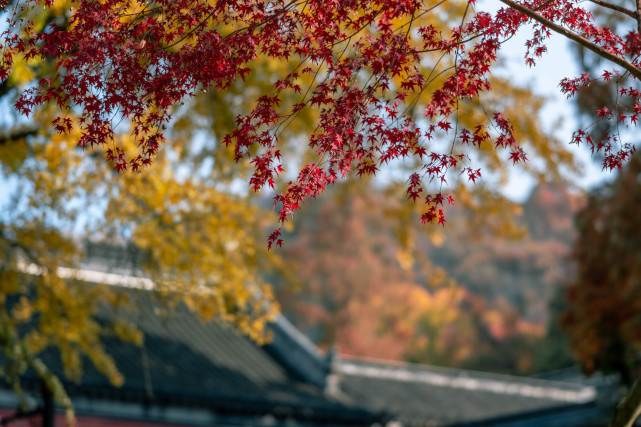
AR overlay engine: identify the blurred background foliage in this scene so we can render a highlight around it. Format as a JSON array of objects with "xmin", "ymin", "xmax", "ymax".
[{"xmin": 275, "ymin": 180, "xmax": 582, "ymax": 375}]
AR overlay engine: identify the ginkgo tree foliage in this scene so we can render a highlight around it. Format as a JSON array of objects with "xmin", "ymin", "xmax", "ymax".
[{"xmin": 0, "ymin": 106, "xmax": 282, "ymax": 424}]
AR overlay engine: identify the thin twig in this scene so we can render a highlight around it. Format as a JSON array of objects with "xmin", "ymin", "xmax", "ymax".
[{"xmin": 588, "ymin": 0, "xmax": 637, "ymax": 19}]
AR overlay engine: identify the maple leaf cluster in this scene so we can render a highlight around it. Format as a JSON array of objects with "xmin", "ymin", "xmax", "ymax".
[{"xmin": 1, "ymin": 0, "xmax": 639, "ymax": 246}]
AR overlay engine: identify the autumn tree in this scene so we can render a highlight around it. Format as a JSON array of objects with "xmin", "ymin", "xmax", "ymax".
[
  {"xmin": 561, "ymin": 154, "xmax": 641, "ymax": 387},
  {"xmin": 560, "ymin": 153, "xmax": 641, "ymax": 426}
]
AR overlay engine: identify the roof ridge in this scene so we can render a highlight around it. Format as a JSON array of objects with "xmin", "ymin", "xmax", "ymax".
[{"xmin": 337, "ymin": 359, "xmax": 597, "ymax": 403}]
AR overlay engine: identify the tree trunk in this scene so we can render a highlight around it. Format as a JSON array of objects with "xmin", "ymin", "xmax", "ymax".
[{"xmin": 610, "ymin": 380, "xmax": 641, "ymax": 427}]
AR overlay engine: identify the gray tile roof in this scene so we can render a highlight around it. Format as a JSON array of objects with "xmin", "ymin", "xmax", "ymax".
[
  {"xmin": 334, "ymin": 357, "xmax": 601, "ymax": 426},
  {"xmin": 58, "ymin": 299, "xmax": 386, "ymax": 425}
]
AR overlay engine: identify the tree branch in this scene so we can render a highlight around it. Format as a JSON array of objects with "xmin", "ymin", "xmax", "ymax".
[
  {"xmin": 498, "ymin": 0, "xmax": 641, "ymax": 80},
  {"xmin": 610, "ymin": 380, "xmax": 641, "ymax": 427},
  {"xmin": 0, "ymin": 127, "xmax": 39, "ymax": 145},
  {"xmin": 588, "ymin": 0, "xmax": 637, "ymax": 20},
  {"xmin": 533, "ymin": 0, "xmax": 556, "ymax": 12},
  {"xmin": 636, "ymin": 0, "xmax": 641, "ymax": 38}
]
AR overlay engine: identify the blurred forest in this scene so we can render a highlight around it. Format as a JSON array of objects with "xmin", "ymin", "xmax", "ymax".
[{"xmin": 275, "ymin": 181, "xmax": 583, "ymax": 375}]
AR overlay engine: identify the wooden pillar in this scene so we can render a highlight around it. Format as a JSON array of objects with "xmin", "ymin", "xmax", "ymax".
[{"xmin": 41, "ymin": 382, "xmax": 54, "ymax": 427}]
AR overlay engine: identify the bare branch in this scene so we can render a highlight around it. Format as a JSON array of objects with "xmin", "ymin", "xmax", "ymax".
[
  {"xmin": 636, "ymin": 0, "xmax": 641, "ymax": 38},
  {"xmin": 533, "ymin": 0, "xmax": 556, "ymax": 12},
  {"xmin": 0, "ymin": 127, "xmax": 39, "ymax": 145},
  {"xmin": 589, "ymin": 0, "xmax": 637, "ymax": 20}
]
